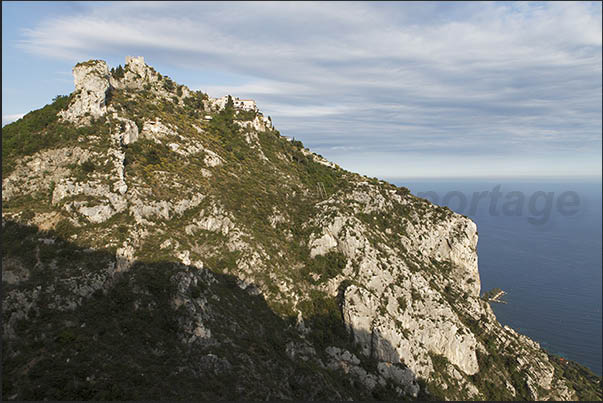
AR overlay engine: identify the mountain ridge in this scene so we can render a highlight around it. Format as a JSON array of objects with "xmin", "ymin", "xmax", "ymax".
[{"xmin": 2, "ymin": 56, "xmax": 601, "ymax": 400}]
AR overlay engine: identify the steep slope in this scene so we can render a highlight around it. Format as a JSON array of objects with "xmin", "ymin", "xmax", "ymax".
[{"xmin": 2, "ymin": 56, "xmax": 601, "ymax": 401}]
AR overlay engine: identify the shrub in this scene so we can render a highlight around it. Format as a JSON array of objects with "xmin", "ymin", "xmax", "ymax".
[
  {"xmin": 54, "ymin": 219, "xmax": 76, "ymax": 238},
  {"xmin": 21, "ymin": 210, "xmax": 35, "ymax": 222},
  {"xmin": 302, "ymin": 251, "xmax": 347, "ymax": 284},
  {"xmin": 163, "ymin": 78, "xmax": 175, "ymax": 92},
  {"xmin": 81, "ymin": 160, "xmax": 95, "ymax": 173},
  {"xmin": 183, "ymin": 91, "xmax": 206, "ymax": 112},
  {"xmin": 111, "ymin": 65, "xmax": 125, "ymax": 79},
  {"xmin": 2, "ymin": 95, "xmax": 73, "ymax": 174},
  {"xmin": 411, "ymin": 288, "xmax": 422, "ymax": 303},
  {"xmin": 397, "ymin": 296, "xmax": 407, "ymax": 311},
  {"xmin": 236, "ymin": 109, "xmax": 256, "ymax": 121},
  {"xmin": 298, "ymin": 290, "xmax": 348, "ymax": 348}
]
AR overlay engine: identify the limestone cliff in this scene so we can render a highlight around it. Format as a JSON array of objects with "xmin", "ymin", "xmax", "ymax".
[
  {"xmin": 2, "ymin": 57, "xmax": 601, "ymax": 401},
  {"xmin": 59, "ymin": 60, "xmax": 111, "ymax": 124}
]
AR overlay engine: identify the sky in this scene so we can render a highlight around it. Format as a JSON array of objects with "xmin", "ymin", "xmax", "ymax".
[{"xmin": 2, "ymin": 1, "xmax": 602, "ymax": 179}]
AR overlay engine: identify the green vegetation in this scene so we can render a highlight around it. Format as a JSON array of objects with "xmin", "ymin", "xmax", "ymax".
[
  {"xmin": 125, "ymin": 138, "xmax": 170, "ymax": 167},
  {"xmin": 110, "ymin": 65, "xmax": 125, "ymax": 79},
  {"xmin": 183, "ymin": 90, "xmax": 207, "ymax": 118},
  {"xmin": 397, "ymin": 296, "xmax": 407, "ymax": 311},
  {"xmin": 298, "ymin": 290, "xmax": 349, "ymax": 348},
  {"xmin": 469, "ymin": 350, "xmax": 531, "ymax": 400},
  {"xmin": 75, "ymin": 59, "xmax": 103, "ymax": 68},
  {"xmin": 548, "ymin": 354, "xmax": 603, "ymax": 401},
  {"xmin": 163, "ymin": 77, "xmax": 176, "ymax": 92},
  {"xmin": 302, "ymin": 251, "xmax": 347, "ymax": 284},
  {"xmin": 236, "ymin": 109, "xmax": 257, "ymax": 121},
  {"xmin": 69, "ymin": 159, "xmax": 97, "ymax": 181},
  {"xmin": 2, "ymin": 95, "xmax": 73, "ymax": 174},
  {"xmin": 207, "ymin": 98, "xmax": 249, "ymax": 161}
]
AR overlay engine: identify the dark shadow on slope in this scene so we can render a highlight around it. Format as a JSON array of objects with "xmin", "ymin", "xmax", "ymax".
[{"xmin": 1, "ymin": 220, "xmax": 420, "ymax": 401}]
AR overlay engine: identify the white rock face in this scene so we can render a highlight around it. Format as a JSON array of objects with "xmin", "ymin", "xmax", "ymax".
[
  {"xmin": 128, "ymin": 191, "xmax": 204, "ymax": 224},
  {"xmin": 121, "ymin": 56, "xmax": 157, "ymax": 89},
  {"xmin": 141, "ymin": 119, "xmax": 176, "ymax": 141},
  {"xmin": 351, "ymin": 263, "xmax": 479, "ymax": 378},
  {"xmin": 114, "ymin": 117, "xmax": 139, "ymax": 145},
  {"xmin": 203, "ymin": 150, "xmax": 223, "ymax": 167},
  {"xmin": 116, "ymin": 243, "xmax": 135, "ymax": 272},
  {"xmin": 184, "ymin": 205, "xmax": 235, "ymax": 236},
  {"xmin": 236, "ymin": 115, "xmax": 270, "ymax": 132},
  {"xmin": 106, "ymin": 56, "xmax": 152, "ymax": 90},
  {"xmin": 125, "ymin": 56, "xmax": 147, "ymax": 77},
  {"xmin": 309, "ymin": 182, "xmax": 481, "ymax": 379},
  {"xmin": 403, "ymin": 215, "xmax": 481, "ymax": 297},
  {"xmin": 51, "ymin": 180, "xmax": 126, "ymax": 216},
  {"xmin": 2, "ymin": 147, "xmax": 91, "ymax": 202},
  {"xmin": 177, "ymin": 250, "xmax": 192, "ymax": 266},
  {"xmin": 78, "ymin": 204, "xmax": 115, "ymax": 224},
  {"xmin": 60, "ymin": 60, "xmax": 111, "ymax": 123}
]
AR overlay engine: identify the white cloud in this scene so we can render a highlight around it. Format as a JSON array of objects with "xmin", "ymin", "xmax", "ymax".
[
  {"xmin": 13, "ymin": 1, "xmax": 603, "ymax": 177},
  {"xmin": 2, "ymin": 113, "xmax": 25, "ymax": 126}
]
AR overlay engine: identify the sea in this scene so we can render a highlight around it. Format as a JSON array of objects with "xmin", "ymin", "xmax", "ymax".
[{"xmin": 390, "ymin": 178, "xmax": 602, "ymax": 376}]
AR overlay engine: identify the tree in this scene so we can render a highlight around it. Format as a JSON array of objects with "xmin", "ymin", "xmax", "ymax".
[
  {"xmin": 112, "ymin": 65, "xmax": 125, "ymax": 79},
  {"xmin": 163, "ymin": 78, "xmax": 175, "ymax": 91}
]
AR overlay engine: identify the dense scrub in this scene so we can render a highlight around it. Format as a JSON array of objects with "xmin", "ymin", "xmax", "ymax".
[{"xmin": 2, "ymin": 95, "xmax": 73, "ymax": 174}]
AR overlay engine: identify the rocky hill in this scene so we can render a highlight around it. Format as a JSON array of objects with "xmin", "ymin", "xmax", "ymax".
[{"xmin": 2, "ymin": 56, "xmax": 601, "ymax": 401}]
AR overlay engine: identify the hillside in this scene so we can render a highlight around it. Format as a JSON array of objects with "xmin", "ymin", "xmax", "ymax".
[{"xmin": 2, "ymin": 56, "xmax": 601, "ymax": 400}]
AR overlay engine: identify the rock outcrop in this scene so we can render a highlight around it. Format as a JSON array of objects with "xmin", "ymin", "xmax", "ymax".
[{"xmin": 60, "ymin": 60, "xmax": 111, "ymax": 124}]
